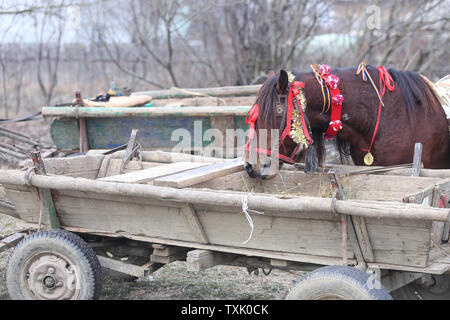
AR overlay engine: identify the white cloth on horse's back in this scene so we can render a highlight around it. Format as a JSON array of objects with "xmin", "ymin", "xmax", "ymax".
[{"xmin": 428, "ymin": 75, "xmax": 450, "ymax": 118}]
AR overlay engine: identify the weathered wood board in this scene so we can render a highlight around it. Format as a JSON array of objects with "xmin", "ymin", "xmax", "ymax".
[
  {"xmin": 98, "ymin": 162, "xmax": 207, "ymax": 183},
  {"xmin": 48, "ymin": 110, "xmax": 249, "ymax": 152},
  {"xmin": 194, "ymin": 169, "xmax": 441, "ymax": 202},
  {"xmin": 154, "ymin": 158, "xmax": 244, "ymax": 188}
]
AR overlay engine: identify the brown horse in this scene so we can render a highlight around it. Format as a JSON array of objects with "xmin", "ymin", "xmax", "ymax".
[{"xmin": 244, "ymin": 65, "xmax": 450, "ymax": 179}]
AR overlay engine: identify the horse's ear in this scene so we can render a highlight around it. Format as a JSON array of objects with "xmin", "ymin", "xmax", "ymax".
[
  {"xmin": 277, "ymin": 69, "xmax": 289, "ymax": 93},
  {"xmin": 267, "ymin": 69, "xmax": 275, "ymax": 79}
]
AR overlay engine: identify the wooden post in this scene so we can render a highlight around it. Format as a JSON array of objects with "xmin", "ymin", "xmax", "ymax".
[
  {"xmin": 411, "ymin": 142, "xmax": 423, "ymax": 177},
  {"xmin": 441, "ymin": 194, "xmax": 450, "ymax": 242},
  {"xmin": 30, "ymin": 151, "xmax": 60, "ymax": 229},
  {"xmin": 328, "ymin": 171, "xmax": 368, "ymax": 268},
  {"xmin": 76, "ymin": 91, "xmax": 89, "ymax": 153}
]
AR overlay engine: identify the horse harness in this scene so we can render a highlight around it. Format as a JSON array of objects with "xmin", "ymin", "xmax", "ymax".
[{"xmin": 245, "ymin": 63, "xmax": 395, "ymax": 166}]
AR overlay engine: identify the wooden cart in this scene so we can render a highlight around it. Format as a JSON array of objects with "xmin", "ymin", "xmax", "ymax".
[{"xmin": 0, "ymin": 149, "xmax": 449, "ymax": 300}]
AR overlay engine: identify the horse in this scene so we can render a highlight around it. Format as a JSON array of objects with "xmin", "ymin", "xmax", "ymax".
[{"xmin": 244, "ymin": 64, "xmax": 450, "ymax": 179}]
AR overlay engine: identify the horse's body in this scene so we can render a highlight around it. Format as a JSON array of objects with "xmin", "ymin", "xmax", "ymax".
[{"xmin": 244, "ymin": 65, "xmax": 450, "ymax": 178}]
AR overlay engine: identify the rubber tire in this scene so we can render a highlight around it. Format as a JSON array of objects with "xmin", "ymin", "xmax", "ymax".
[
  {"xmin": 391, "ymin": 275, "xmax": 450, "ymax": 300},
  {"xmin": 286, "ymin": 266, "xmax": 392, "ymax": 300},
  {"xmin": 6, "ymin": 230, "xmax": 102, "ymax": 300}
]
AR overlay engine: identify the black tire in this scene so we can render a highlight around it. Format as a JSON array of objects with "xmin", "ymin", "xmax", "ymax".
[
  {"xmin": 286, "ymin": 266, "xmax": 392, "ymax": 300},
  {"xmin": 391, "ymin": 275, "xmax": 450, "ymax": 300},
  {"xmin": 6, "ymin": 230, "xmax": 102, "ymax": 300}
]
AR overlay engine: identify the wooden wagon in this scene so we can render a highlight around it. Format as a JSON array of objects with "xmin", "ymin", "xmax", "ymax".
[{"xmin": 0, "ymin": 148, "xmax": 450, "ymax": 300}]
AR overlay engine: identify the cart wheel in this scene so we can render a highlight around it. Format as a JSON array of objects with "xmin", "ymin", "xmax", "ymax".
[
  {"xmin": 391, "ymin": 275, "xmax": 450, "ymax": 300},
  {"xmin": 286, "ymin": 266, "xmax": 392, "ymax": 300},
  {"xmin": 6, "ymin": 230, "xmax": 102, "ymax": 300}
]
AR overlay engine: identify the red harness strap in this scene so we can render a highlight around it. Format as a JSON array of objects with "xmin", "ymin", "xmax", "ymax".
[
  {"xmin": 281, "ymin": 81, "xmax": 312, "ymax": 144},
  {"xmin": 360, "ymin": 66, "xmax": 395, "ymax": 154},
  {"xmin": 311, "ymin": 67, "xmax": 344, "ymax": 140}
]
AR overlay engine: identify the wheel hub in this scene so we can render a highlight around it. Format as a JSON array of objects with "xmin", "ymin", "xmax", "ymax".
[{"xmin": 26, "ymin": 254, "xmax": 78, "ymax": 300}]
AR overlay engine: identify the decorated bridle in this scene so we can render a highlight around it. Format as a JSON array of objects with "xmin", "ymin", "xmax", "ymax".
[
  {"xmin": 245, "ymin": 66, "xmax": 344, "ymax": 165},
  {"xmin": 245, "ymin": 71, "xmax": 313, "ymax": 164}
]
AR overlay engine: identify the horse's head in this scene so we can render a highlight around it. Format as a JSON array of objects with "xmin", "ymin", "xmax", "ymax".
[{"xmin": 244, "ymin": 69, "xmax": 328, "ymax": 179}]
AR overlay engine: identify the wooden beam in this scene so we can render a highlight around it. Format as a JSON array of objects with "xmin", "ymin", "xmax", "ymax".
[
  {"xmin": 150, "ymin": 250, "xmax": 187, "ymax": 264},
  {"xmin": 431, "ymin": 186, "xmax": 445, "ymax": 246},
  {"xmin": 0, "ymin": 232, "xmax": 25, "ymax": 253},
  {"xmin": 42, "ymin": 106, "xmax": 252, "ymax": 118},
  {"xmin": 329, "ymin": 171, "xmax": 367, "ymax": 267},
  {"xmin": 180, "ymin": 204, "xmax": 209, "ymax": 244},
  {"xmin": 97, "ymin": 255, "xmax": 160, "ymax": 278},
  {"xmin": 30, "ymin": 151, "xmax": 60, "ymax": 229},
  {"xmin": 132, "ymin": 84, "xmax": 261, "ymax": 99},
  {"xmin": 151, "ymin": 244, "xmax": 187, "ymax": 256},
  {"xmin": 154, "ymin": 158, "xmax": 244, "ymax": 188},
  {"xmin": 352, "ymin": 216, "xmax": 375, "ymax": 263},
  {"xmin": 76, "ymin": 91, "xmax": 89, "ymax": 153},
  {"xmin": 186, "ymin": 249, "xmax": 235, "ymax": 272},
  {"xmin": 121, "ymin": 129, "xmax": 139, "ymax": 173},
  {"xmin": 98, "ymin": 162, "xmax": 207, "ymax": 183},
  {"xmin": 411, "ymin": 142, "xmax": 423, "ymax": 177},
  {"xmin": 2, "ymin": 169, "xmax": 450, "ymax": 221}
]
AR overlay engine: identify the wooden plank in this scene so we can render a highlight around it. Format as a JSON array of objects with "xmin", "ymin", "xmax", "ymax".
[
  {"xmin": 62, "ymin": 225, "xmax": 358, "ymax": 266},
  {"xmin": 98, "ymin": 162, "xmax": 207, "ymax": 183},
  {"xmin": 180, "ymin": 204, "xmax": 209, "ymax": 244},
  {"xmin": 352, "ymin": 216, "xmax": 375, "ymax": 263},
  {"xmin": 411, "ymin": 142, "xmax": 423, "ymax": 177},
  {"xmin": 431, "ymin": 186, "xmax": 445, "ymax": 246},
  {"xmin": 0, "ymin": 232, "xmax": 25, "ymax": 253},
  {"xmin": 186, "ymin": 249, "xmax": 234, "ymax": 272},
  {"xmin": 103, "ymin": 159, "xmax": 163, "ymax": 177},
  {"xmin": 151, "ymin": 245, "xmax": 187, "ymax": 256},
  {"xmin": 43, "ymin": 106, "xmax": 252, "ymax": 118},
  {"xmin": 4, "ymin": 170, "xmax": 450, "ymax": 222},
  {"xmin": 196, "ymin": 169, "xmax": 441, "ymax": 202},
  {"xmin": 97, "ymin": 255, "xmax": 155, "ymax": 278},
  {"xmin": 31, "ymin": 151, "xmax": 60, "ymax": 229},
  {"xmin": 150, "ymin": 250, "xmax": 187, "ymax": 264},
  {"xmin": 43, "ymin": 155, "xmax": 104, "ymax": 177},
  {"xmin": 132, "ymin": 84, "xmax": 261, "ymax": 99},
  {"xmin": 154, "ymin": 158, "xmax": 244, "ymax": 188}
]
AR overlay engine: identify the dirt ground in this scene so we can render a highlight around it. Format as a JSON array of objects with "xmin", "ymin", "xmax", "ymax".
[{"xmin": 0, "ymin": 213, "xmax": 299, "ymax": 300}]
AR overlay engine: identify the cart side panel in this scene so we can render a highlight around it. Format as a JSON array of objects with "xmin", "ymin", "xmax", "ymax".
[
  {"xmin": 2, "ymin": 184, "xmax": 41, "ymax": 223},
  {"xmin": 3, "ymin": 183, "xmax": 433, "ymax": 268},
  {"xmin": 195, "ymin": 171, "xmax": 441, "ymax": 202},
  {"xmin": 50, "ymin": 191, "xmax": 434, "ymax": 267},
  {"xmin": 43, "ymin": 155, "xmax": 104, "ymax": 179}
]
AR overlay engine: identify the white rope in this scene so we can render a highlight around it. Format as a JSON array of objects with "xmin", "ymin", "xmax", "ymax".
[{"xmin": 241, "ymin": 194, "xmax": 264, "ymax": 245}]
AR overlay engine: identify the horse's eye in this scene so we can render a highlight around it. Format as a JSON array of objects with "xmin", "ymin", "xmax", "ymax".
[{"xmin": 277, "ymin": 105, "xmax": 284, "ymax": 114}]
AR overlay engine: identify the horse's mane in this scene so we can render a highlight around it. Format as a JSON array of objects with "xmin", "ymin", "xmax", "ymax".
[
  {"xmin": 255, "ymin": 75, "xmax": 278, "ymax": 129},
  {"xmin": 387, "ymin": 68, "xmax": 440, "ymax": 122}
]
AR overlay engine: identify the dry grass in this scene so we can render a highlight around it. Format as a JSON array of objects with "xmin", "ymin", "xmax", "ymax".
[{"xmin": 0, "ymin": 214, "xmax": 299, "ymax": 300}]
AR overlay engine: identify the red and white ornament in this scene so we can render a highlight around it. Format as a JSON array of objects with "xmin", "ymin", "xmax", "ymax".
[
  {"xmin": 324, "ymin": 74, "xmax": 340, "ymax": 90},
  {"xmin": 332, "ymin": 94, "xmax": 344, "ymax": 105},
  {"xmin": 318, "ymin": 64, "xmax": 330, "ymax": 75}
]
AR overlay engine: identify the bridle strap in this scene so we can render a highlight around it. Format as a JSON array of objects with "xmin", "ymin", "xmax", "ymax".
[
  {"xmin": 244, "ymin": 145, "xmax": 296, "ymax": 164},
  {"xmin": 244, "ymin": 74, "xmax": 313, "ymax": 165},
  {"xmin": 358, "ymin": 64, "xmax": 395, "ymax": 153}
]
